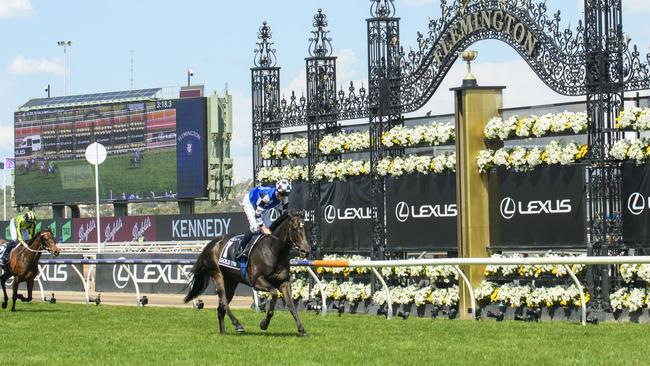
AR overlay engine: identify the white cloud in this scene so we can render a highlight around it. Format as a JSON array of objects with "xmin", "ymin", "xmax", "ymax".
[
  {"xmin": 0, "ymin": 0, "xmax": 33, "ymax": 19},
  {"xmin": 7, "ymin": 55, "xmax": 64, "ymax": 76}
]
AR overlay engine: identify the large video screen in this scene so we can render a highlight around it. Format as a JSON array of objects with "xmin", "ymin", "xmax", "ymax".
[{"xmin": 13, "ymin": 99, "xmax": 198, "ymax": 204}]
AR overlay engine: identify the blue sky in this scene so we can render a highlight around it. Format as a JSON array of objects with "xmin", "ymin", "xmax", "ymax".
[{"xmin": 2, "ymin": 0, "xmax": 650, "ymax": 181}]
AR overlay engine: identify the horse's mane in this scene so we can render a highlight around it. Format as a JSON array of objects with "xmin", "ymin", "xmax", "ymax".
[
  {"xmin": 28, "ymin": 228, "xmax": 51, "ymax": 244},
  {"xmin": 269, "ymin": 210, "xmax": 294, "ymax": 231}
]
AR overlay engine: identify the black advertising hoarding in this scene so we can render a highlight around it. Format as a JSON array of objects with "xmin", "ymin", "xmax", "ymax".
[
  {"xmin": 95, "ymin": 253, "xmax": 203, "ymax": 294},
  {"xmin": 36, "ymin": 254, "xmax": 86, "ymax": 292},
  {"xmin": 386, "ymin": 173, "xmax": 457, "ymax": 251},
  {"xmin": 155, "ymin": 213, "xmax": 248, "ymax": 241},
  {"xmin": 622, "ymin": 163, "xmax": 650, "ymax": 246},
  {"xmin": 176, "ymin": 97, "xmax": 208, "ymax": 199},
  {"xmin": 288, "ymin": 182, "xmax": 310, "ymax": 211},
  {"xmin": 488, "ymin": 166, "xmax": 586, "ymax": 249},
  {"xmin": 8, "ymin": 254, "xmax": 85, "ymax": 292},
  {"xmin": 320, "ymin": 176, "xmax": 373, "ymax": 252}
]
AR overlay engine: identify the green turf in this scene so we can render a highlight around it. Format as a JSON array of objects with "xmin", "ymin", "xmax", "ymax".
[
  {"xmin": 15, "ymin": 149, "xmax": 177, "ymax": 204},
  {"xmin": 1, "ymin": 302, "xmax": 649, "ymax": 366}
]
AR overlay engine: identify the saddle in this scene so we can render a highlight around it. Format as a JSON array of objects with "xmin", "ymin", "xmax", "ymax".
[
  {"xmin": 0, "ymin": 241, "xmax": 17, "ymax": 272},
  {"xmin": 218, "ymin": 234, "xmax": 262, "ymax": 285}
]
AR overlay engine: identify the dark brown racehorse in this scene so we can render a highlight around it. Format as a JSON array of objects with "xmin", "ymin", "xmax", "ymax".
[
  {"xmin": 0, "ymin": 229, "xmax": 60, "ymax": 311},
  {"xmin": 185, "ymin": 210, "xmax": 311, "ymax": 336}
]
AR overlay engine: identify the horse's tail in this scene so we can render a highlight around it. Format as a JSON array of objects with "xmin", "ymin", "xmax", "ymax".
[{"xmin": 184, "ymin": 238, "xmax": 220, "ymax": 303}]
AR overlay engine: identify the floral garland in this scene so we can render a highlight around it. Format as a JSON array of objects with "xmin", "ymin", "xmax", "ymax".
[
  {"xmin": 610, "ymin": 138, "xmax": 650, "ymax": 165},
  {"xmin": 477, "ymin": 140, "xmax": 588, "ymax": 173},
  {"xmin": 261, "ymin": 139, "xmax": 308, "ymax": 160},
  {"xmin": 377, "ymin": 153, "xmax": 456, "ymax": 177},
  {"xmin": 313, "ymin": 159, "xmax": 370, "ymax": 182},
  {"xmin": 257, "ymin": 165, "xmax": 307, "ymax": 182},
  {"xmin": 372, "ymin": 285, "xmax": 459, "ymax": 306},
  {"xmin": 475, "ymin": 282, "xmax": 589, "ymax": 308},
  {"xmin": 484, "ymin": 112, "xmax": 588, "ymax": 140},
  {"xmin": 319, "ymin": 131, "xmax": 370, "ymax": 155},
  {"xmin": 308, "ymin": 280, "xmax": 372, "ymax": 303},
  {"xmin": 382, "ymin": 123, "xmax": 455, "ymax": 148},
  {"xmin": 619, "ymin": 264, "xmax": 650, "ymax": 284},
  {"xmin": 615, "ymin": 107, "xmax": 650, "ymax": 131},
  {"xmin": 380, "ymin": 264, "xmax": 459, "ymax": 283},
  {"xmin": 610, "ymin": 288, "xmax": 650, "ymax": 311},
  {"xmin": 484, "ymin": 253, "xmax": 586, "ymax": 278}
]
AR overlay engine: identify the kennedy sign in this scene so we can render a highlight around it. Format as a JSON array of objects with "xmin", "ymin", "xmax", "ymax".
[
  {"xmin": 386, "ymin": 173, "xmax": 457, "ymax": 251},
  {"xmin": 156, "ymin": 213, "xmax": 248, "ymax": 241},
  {"xmin": 489, "ymin": 166, "xmax": 586, "ymax": 249}
]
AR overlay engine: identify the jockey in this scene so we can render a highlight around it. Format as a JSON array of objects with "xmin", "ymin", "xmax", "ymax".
[
  {"xmin": 236, "ymin": 179, "xmax": 291, "ymax": 260},
  {"xmin": 1, "ymin": 211, "xmax": 37, "ymax": 268}
]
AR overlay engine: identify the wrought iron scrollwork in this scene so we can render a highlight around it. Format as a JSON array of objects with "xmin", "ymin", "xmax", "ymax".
[{"xmin": 253, "ymin": 21, "xmax": 277, "ymax": 68}]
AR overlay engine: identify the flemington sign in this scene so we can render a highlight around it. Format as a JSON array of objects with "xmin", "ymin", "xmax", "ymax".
[{"xmin": 433, "ymin": 8, "xmax": 539, "ymax": 65}]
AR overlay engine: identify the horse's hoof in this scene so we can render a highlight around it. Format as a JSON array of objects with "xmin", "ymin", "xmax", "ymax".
[
  {"xmin": 299, "ymin": 331, "xmax": 309, "ymax": 337},
  {"xmin": 260, "ymin": 319, "xmax": 269, "ymax": 331},
  {"xmin": 1, "ymin": 302, "xmax": 6, "ymax": 309},
  {"xmin": 235, "ymin": 326, "xmax": 245, "ymax": 333}
]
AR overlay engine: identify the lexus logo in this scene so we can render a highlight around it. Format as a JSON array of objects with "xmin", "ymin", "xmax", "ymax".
[
  {"xmin": 395, "ymin": 202, "xmax": 410, "ymax": 223},
  {"xmin": 499, "ymin": 197, "xmax": 572, "ymax": 220},
  {"xmin": 500, "ymin": 197, "xmax": 516, "ymax": 220},
  {"xmin": 324, "ymin": 205, "xmax": 336, "ymax": 224},
  {"xmin": 323, "ymin": 205, "xmax": 373, "ymax": 224},
  {"xmin": 627, "ymin": 192, "xmax": 647, "ymax": 216},
  {"xmin": 394, "ymin": 201, "xmax": 457, "ymax": 222}
]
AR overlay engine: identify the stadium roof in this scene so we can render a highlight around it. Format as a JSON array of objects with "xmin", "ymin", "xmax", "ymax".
[{"xmin": 18, "ymin": 88, "xmax": 162, "ymax": 111}]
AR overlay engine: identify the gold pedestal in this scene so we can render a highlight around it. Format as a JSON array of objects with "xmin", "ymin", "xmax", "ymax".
[{"xmin": 451, "ymin": 85, "xmax": 504, "ymax": 319}]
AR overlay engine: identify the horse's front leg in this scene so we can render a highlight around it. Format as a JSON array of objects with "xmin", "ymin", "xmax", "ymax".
[
  {"xmin": 254, "ymin": 277, "xmax": 277, "ymax": 331},
  {"xmin": 23, "ymin": 279, "xmax": 33, "ymax": 302},
  {"xmin": 279, "ymin": 281, "xmax": 307, "ymax": 337},
  {"xmin": 0, "ymin": 273, "xmax": 9, "ymax": 309},
  {"xmin": 11, "ymin": 279, "xmax": 20, "ymax": 311}
]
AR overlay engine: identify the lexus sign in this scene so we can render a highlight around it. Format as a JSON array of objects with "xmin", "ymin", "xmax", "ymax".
[
  {"xmin": 394, "ymin": 201, "xmax": 457, "ymax": 223},
  {"xmin": 499, "ymin": 197, "xmax": 572, "ymax": 220}
]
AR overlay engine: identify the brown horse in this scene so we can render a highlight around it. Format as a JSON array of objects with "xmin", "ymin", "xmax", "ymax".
[
  {"xmin": 0, "ymin": 229, "xmax": 60, "ymax": 311},
  {"xmin": 185, "ymin": 210, "xmax": 311, "ymax": 336}
]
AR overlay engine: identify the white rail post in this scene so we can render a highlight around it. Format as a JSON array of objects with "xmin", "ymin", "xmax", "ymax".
[
  {"xmin": 70, "ymin": 264, "xmax": 90, "ymax": 304},
  {"xmin": 119, "ymin": 264, "xmax": 142, "ymax": 307},
  {"xmin": 563, "ymin": 264, "xmax": 587, "ymax": 326},
  {"xmin": 371, "ymin": 268, "xmax": 392, "ymax": 320},
  {"xmin": 453, "ymin": 265, "xmax": 477, "ymax": 320},
  {"xmin": 306, "ymin": 267, "xmax": 327, "ymax": 316}
]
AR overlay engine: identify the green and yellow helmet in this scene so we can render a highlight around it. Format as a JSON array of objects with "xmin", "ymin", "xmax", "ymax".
[{"xmin": 23, "ymin": 211, "xmax": 36, "ymax": 223}]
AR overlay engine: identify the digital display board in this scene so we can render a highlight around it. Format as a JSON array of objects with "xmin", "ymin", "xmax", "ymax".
[{"xmin": 14, "ymin": 97, "xmax": 207, "ymax": 204}]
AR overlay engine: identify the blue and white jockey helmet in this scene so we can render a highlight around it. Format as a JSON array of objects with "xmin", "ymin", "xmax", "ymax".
[{"xmin": 276, "ymin": 179, "xmax": 292, "ymax": 196}]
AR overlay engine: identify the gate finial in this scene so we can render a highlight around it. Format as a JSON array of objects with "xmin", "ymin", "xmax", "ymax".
[
  {"xmin": 308, "ymin": 9, "xmax": 333, "ymax": 58},
  {"xmin": 370, "ymin": 0, "xmax": 396, "ymax": 18},
  {"xmin": 254, "ymin": 21, "xmax": 277, "ymax": 67}
]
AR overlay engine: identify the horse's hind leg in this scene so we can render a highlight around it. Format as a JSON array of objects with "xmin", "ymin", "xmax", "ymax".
[
  {"xmin": 212, "ymin": 273, "xmax": 228, "ymax": 335},
  {"xmin": 224, "ymin": 280, "xmax": 244, "ymax": 333},
  {"xmin": 279, "ymin": 281, "xmax": 307, "ymax": 337}
]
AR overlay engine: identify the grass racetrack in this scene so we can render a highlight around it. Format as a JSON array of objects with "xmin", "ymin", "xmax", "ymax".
[{"xmin": 2, "ymin": 302, "xmax": 649, "ymax": 366}]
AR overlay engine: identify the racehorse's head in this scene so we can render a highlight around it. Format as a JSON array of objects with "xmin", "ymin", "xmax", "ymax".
[
  {"xmin": 287, "ymin": 210, "xmax": 310, "ymax": 258},
  {"xmin": 39, "ymin": 229, "xmax": 60, "ymax": 256}
]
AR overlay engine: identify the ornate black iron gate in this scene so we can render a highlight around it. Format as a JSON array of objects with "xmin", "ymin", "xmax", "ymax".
[{"xmin": 251, "ymin": 0, "xmax": 650, "ymax": 308}]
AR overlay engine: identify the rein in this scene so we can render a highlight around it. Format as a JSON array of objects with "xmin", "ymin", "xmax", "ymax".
[{"xmin": 19, "ymin": 235, "xmax": 50, "ymax": 254}]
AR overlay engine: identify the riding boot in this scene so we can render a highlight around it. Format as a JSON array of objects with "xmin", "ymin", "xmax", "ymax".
[{"xmin": 236, "ymin": 231, "xmax": 254, "ymax": 262}]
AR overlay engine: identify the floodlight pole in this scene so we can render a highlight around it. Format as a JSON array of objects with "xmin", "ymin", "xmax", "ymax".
[{"xmin": 57, "ymin": 40, "xmax": 72, "ymax": 96}]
